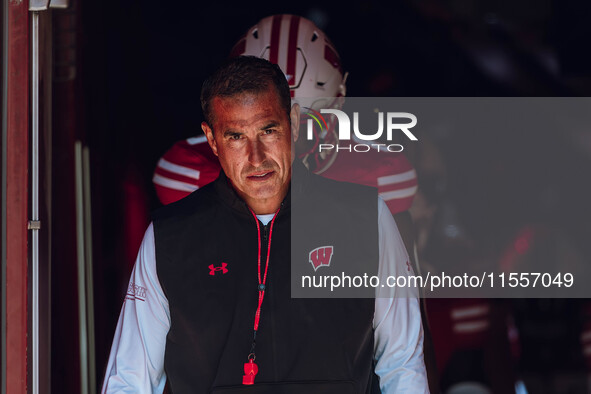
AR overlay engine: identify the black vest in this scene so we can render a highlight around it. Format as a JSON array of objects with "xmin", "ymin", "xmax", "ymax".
[{"xmin": 153, "ymin": 162, "xmax": 379, "ymax": 394}]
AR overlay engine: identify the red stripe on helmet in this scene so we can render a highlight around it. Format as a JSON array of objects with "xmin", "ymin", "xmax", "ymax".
[
  {"xmin": 324, "ymin": 44, "xmax": 342, "ymax": 74},
  {"xmin": 286, "ymin": 15, "xmax": 300, "ymax": 88},
  {"xmin": 269, "ymin": 15, "xmax": 282, "ymax": 65}
]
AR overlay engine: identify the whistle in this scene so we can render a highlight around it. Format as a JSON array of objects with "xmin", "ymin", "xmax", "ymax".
[{"xmin": 242, "ymin": 359, "xmax": 259, "ymax": 385}]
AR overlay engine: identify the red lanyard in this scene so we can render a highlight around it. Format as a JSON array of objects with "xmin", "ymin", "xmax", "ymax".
[{"xmin": 243, "ymin": 207, "xmax": 280, "ymax": 385}]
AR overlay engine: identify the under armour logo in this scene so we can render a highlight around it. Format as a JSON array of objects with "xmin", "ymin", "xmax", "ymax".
[
  {"xmin": 309, "ymin": 246, "xmax": 334, "ymax": 271},
  {"xmin": 209, "ymin": 263, "xmax": 228, "ymax": 275}
]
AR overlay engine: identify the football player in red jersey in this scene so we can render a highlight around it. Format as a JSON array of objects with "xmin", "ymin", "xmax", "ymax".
[{"xmin": 412, "ymin": 139, "xmax": 519, "ymax": 393}]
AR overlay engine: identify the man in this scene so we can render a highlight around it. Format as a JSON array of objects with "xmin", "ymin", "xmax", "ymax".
[
  {"xmin": 102, "ymin": 56, "xmax": 428, "ymax": 393},
  {"xmin": 150, "ymin": 15, "xmax": 436, "ymax": 392}
]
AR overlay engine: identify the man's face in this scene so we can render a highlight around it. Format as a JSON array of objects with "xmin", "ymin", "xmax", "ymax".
[{"xmin": 202, "ymin": 87, "xmax": 300, "ymax": 214}]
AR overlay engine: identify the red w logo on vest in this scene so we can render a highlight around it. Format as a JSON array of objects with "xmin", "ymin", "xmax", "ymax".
[{"xmin": 308, "ymin": 246, "xmax": 334, "ymax": 271}]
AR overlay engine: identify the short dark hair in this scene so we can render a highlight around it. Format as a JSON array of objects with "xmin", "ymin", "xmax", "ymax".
[{"xmin": 200, "ymin": 56, "xmax": 291, "ymax": 126}]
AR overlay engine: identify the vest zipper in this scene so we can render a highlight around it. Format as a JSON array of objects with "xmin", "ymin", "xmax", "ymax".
[{"xmin": 263, "ymin": 223, "xmax": 269, "ymax": 244}]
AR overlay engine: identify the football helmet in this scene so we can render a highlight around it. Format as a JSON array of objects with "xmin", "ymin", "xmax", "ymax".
[{"xmin": 230, "ymin": 14, "xmax": 347, "ymax": 172}]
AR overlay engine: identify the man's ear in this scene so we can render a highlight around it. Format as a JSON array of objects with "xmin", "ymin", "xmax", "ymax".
[
  {"xmin": 290, "ymin": 103, "xmax": 300, "ymax": 142},
  {"xmin": 201, "ymin": 122, "xmax": 218, "ymax": 156}
]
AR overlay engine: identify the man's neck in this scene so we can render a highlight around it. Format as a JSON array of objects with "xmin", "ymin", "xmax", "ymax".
[{"xmin": 243, "ymin": 197, "xmax": 283, "ymax": 215}]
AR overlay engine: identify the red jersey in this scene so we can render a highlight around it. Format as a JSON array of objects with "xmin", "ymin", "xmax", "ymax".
[
  {"xmin": 426, "ymin": 298, "xmax": 496, "ymax": 373},
  {"xmin": 319, "ymin": 147, "xmax": 417, "ymax": 214},
  {"xmin": 152, "ymin": 136, "xmax": 221, "ymax": 205},
  {"xmin": 153, "ymin": 136, "xmax": 418, "ymax": 214}
]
